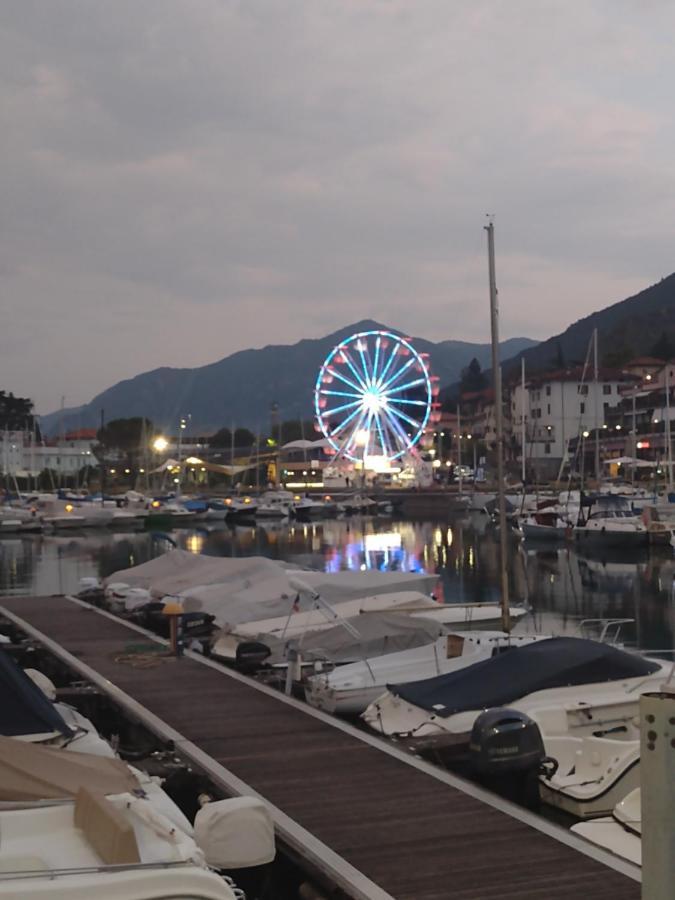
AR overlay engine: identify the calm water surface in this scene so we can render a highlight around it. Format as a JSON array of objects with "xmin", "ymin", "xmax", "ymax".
[{"xmin": 1, "ymin": 514, "xmax": 674, "ymax": 655}]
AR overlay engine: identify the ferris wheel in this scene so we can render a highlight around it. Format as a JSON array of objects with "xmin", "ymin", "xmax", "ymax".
[{"xmin": 314, "ymin": 330, "xmax": 434, "ymax": 463}]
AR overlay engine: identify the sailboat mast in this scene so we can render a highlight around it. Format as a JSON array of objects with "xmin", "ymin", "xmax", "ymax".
[
  {"xmin": 666, "ymin": 365, "xmax": 673, "ymax": 492},
  {"xmin": 521, "ymin": 356, "xmax": 526, "ymax": 484},
  {"xmin": 593, "ymin": 329, "xmax": 600, "ymax": 483},
  {"xmin": 485, "ymin": 220, "xmax": 511, "ymax": 633}
]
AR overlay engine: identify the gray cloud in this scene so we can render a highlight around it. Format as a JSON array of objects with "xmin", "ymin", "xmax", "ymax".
[{"xmin": 1, "ymin": 0, "xmax": 674, "ymax": 412}]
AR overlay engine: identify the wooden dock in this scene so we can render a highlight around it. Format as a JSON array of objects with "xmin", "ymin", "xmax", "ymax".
[{"xmin": 0, "ymin": 594, "xmax": 641, "ymax": 900}]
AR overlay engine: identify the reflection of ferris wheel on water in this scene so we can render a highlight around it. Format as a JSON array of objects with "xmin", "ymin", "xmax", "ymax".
[{"xmin": 314, "ymin": 330, "xmax": 435, "ymax": 463}]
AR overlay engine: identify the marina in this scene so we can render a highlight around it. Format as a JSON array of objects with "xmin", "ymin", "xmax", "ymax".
[{"xmin": 0, "ymin": 592, "xmax": 642, "ymax": 899}]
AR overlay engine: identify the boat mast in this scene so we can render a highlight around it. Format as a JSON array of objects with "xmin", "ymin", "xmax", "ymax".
[
  {"xmin": 485, "ymin": 219, "xmax": 511, "ymax": 633},
  {"xmin": 521, "ymin": 356, "xmax": 526, "ymax": 484},
  {"xmin": 666, "ymin": 364, "xmax": 673, "ymax": 492},
  {"xmin": 593, "ymin": 328, "xmax": 600, "ymax": 483}
]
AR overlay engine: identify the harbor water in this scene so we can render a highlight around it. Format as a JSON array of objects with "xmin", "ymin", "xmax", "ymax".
[{"xmin": 1, "ymin": 513, "xmax": 673, "ymax": 655}]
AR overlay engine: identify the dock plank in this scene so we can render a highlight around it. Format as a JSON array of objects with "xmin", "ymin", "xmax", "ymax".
[{"xmin": 1, "ymin": 595, "xmax": 640, "ymax": 900}]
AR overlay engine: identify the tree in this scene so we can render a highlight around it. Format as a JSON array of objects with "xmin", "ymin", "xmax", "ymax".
[
  {"xmin": 460, "ymin": 358, "xmax": 487, "ymax": 393},
  {"xmin": 95, "ymin": 418, "xmax": 155, "ymax": 470},
  {"xmin": 0, "ymin": 391, "xmax": 35, "ymax": 431},
  {"xmin": 650, "ymin": 331, "xmax": 675, "ymax": 361},
  {"xmin": 271, "ymin": 420, "xmax": 316, "ymax": 444},
  {"xmin": 602, "ymin": 344, "xmax": 634, "ymax": 368},
  {"xmin": 209, "ymin": 427, "xmax": 255, "ymax": 449}
]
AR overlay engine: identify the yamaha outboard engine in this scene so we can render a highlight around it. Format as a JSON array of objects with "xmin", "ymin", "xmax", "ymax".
[
  {"xmin": 235, "ymin": 641, "xmax": 272, "ymax": 674},
  {"xmin": 468, "ymin": 708, "xmax": 547, "ymax": 808}
]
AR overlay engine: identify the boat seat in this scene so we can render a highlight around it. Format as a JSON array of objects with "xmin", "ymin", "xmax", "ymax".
[{"xmin": 74, "ymin": 787, "xmax": 140, "ymax": 865}]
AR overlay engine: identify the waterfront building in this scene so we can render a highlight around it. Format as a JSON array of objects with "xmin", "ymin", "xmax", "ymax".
[{"xmin": 509, "ymin": 367, "xmax": 637, "ymax": 481}]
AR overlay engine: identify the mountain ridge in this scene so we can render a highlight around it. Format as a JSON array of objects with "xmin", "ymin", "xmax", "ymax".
[{"xmin": 40, "ymin": 321, "xmax": 536, "ymax": 434}]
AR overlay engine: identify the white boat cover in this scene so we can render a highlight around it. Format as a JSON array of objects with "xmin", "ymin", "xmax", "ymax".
[
  {"xmin": 0, "ymin": 736, "xmax": 139, "ymax": 801},
  {"xmin": 106, "ymin": 551, "xmax": 440, "ymax": 630},
  {"xmin": 261, "ymin": 612, "xmax": 445, "ymax": 664},
  {"xmin": 286, "ymin": 569, "xmax": 439, "ymax": 600},
  {"xmin": 194, "ymin": 797, "xmax": 275, "ymax": 868}
]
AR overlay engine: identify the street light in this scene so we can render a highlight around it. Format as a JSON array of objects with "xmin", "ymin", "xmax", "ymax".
[{"xmin": 153, "ymin": 436, "xmax": 168, "ymax": 453}]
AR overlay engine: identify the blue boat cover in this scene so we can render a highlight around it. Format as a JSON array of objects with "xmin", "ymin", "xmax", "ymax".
[
  {"xmin": 0, "ymin": 650, "xmax": 72, "ymax": 737},
  {"xmin": 388, "ymin": 637, "xmax": 660, "ymax": 718}
]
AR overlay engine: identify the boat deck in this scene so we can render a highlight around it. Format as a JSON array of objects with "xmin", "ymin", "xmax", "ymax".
[{"xmin": 0, "ymin": 594, "xmax": 640, "ymax": 900}]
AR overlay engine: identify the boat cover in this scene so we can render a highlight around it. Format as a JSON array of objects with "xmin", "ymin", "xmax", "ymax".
[
  {"xmin": 389, "ymin": 637, "xmax": 661, "ymax": 717},
  {"xmin": 106, "ymin": 551, "xmax": 439, "ymax": 630},
  {"xmin": 194, "ymin": 797, "xmax": 275, "ymax": 868},
  {"xmin": 287, "ymin": 569, "xmax": 439, "ymax": 601},
  {"xmin": 0, "ymin": 650, "xmax": 72, "ymax": 738},
  {"xmin": 260, "ymin": 612, "xmax": 444, "ymax": 664},
  {"xmin": 0, "ymin": 736, "xmax": 139, "ymax": 800},
  {"xmin": 106, "ymin": 551, "xmax": 288, "ymax": 598}
]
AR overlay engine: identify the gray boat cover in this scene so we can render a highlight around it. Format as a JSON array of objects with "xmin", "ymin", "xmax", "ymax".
[
  {"xmin": 255, "ymin": 612, "xmax": 444, "ymax": 664},
  {"xmin": 390, "ymin": 637, "xmax": 661, "ymax": 717},
  {"xmin": 106, "ymin": 551, "xmax": 439, "ymax": 630},
  {"xmin": 0, "ymin": 736, "xmax": 139, "ymax": 800}
]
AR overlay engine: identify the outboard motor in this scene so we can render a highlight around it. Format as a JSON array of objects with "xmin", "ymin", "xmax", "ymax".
[
  {"xmin": 235, "ymin": 641, "xmax": 272, "ymax": 673},
  {"xmin": 468, "ymin": 708, "xmax": 547, "ymax": 808}
]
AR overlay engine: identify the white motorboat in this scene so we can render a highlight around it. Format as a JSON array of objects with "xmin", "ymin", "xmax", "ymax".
[
  {"xmin": 218, "ymin": 593, "xmax": 528, "ymax": 657},
  {"xmin": 256, "ymin": 490, "xmax": 294, "ymax": 518},
  {"xmin": 0, "ymin": 737, "xmax": 259, "ymax": 900},
  {"xmin": 0, "ymin": 505, "xmax": 44, "ymax": 533},
  {"xmin": 339, "ymin": 493, "xmax": 378, "ymax": 515},
  {"xmin": 222, "ymin": 496, "xmax": 257, "ymax": 518},
  {"xmin": 536, "ymin": 699, "xmax": 641, "ymax": 818},
  {"xmin": 305, "ymin": 631, "xmax": 547, "ymax": 716},
  {"xmin": 574, "ymin": 494, "xmax": 648, "ymax": 548},
  {"xmin": 571, "ymin": 788, "xmax": 642, "ymax": 866},
  {"xmin": 521, "ymin": 501, "xmax": 576, "ymax": 541},
  {"xmin": 291, "ymin": 494, "xmax": 328, "ymax": 518},
  {"xmin": 361, "ymin": 638, "xmax": 668, "ymax": 756}
]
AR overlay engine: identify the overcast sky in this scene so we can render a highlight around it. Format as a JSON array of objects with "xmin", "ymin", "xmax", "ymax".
[{"xmin": 2, "ymin": 1, "xmax": 674, "ymax": 413}]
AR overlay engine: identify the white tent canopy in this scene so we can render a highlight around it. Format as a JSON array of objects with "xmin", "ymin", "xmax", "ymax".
[{"xmin": 282, "ymin": 438, "xmax": 331, "ymax": 450}]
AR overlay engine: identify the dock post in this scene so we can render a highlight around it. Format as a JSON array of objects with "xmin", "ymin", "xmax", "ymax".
[
  {"xmin": 162, "ymin": 601, "xmax": 184, "ymax": 657},
  {"xmin": 640, "ymin": 689, "xmax": 675, "ymax": 899}
]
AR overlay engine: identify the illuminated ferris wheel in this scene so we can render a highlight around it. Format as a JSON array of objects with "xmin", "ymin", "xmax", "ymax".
[{"xmin": 314, "ymin": 330, "xmax": 434, "ymax": 463}]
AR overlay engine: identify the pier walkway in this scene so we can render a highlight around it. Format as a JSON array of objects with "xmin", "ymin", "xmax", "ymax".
[{"xmin": 1, "ymin": 594, "xmax": 640, "ymax": 900}]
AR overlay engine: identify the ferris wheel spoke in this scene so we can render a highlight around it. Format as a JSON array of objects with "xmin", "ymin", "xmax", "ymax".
[
  {"xmin": 321, "ymin": 398, "xmax": 363, "ymax": 418},
  {"xmin": 382, "ymin": 406, "xmax": 413, "ymax": 452},
  {"xmin": 329, "ymin": 404, "xmax": 365, "ymax": 439},
  {"xmin": 375, "ymin": 341, "xmax": 400, "ymax": 388},
  {"xmin": 374, "ymin": 408, "xmax": 394, "ymax": 458},
  {"xmin": 386, "ymin": 403, "xmax": 424, "ymax": 433},
  {"xmin": 380, "ymin": 356, "xmax": 416, "ymax": 391},
  {"xmin": 371, "ymin": 335, "xmax": 382, "ymax": 384},
  {"xmin": 356, "ymin": 340, "xmax": 373, "ymax": 386},
  {"xmin": 327, "ymin": 366, "xmax": 366, "ymax": 394},
  {"xmin": 338, "ymin": 349, "xmax": 369, "ymax": 392},
  {"xmin": 386, "ymin": 397, "xmax": 429, "ymax": 407},
  {"xmin": 384, "ymin": 377, "xmax": 427, "ymax": 396},
  {"xmin": 319, "ymin": 388, "xmax": 364, "ymax": 400}
]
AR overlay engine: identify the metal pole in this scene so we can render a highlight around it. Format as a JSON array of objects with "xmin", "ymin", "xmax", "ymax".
[
  {"xmin": 485, "ymin": 220, "xmax": 511, "ymax": 633},
  {"xmin": 457, "ymin": 404, "xmax": 463, "ymax": 495},
  {"xmin": 640, "ymin": 690, "xmax": 675, "ymax": 900},
  {"xmin": 632, "ymin": 391, "xmax": 637, "ymax": 487},
  {"xmin": 521, "ymin": 356, "xmax": 526, "ymax": 483},
  {"xmin": 666, "ymin": 366, "xmax": 673, "ymax": 492},
  {"xmin": 593, "ymin": 329, "xmax": 600, "ymax": 483}
]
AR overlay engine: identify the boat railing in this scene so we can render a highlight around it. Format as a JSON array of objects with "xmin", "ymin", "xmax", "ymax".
[
  {"xmin": 576, "ymin": 618, "xmax": 634, "ymax": 645},
  {"xmin": 0, "ymin": 859, "xmax": 209, "ymax": 880}
]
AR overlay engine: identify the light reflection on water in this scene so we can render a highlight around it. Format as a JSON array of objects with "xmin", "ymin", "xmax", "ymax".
[{"xmin": 1, "ymin": 514, "xmax": 673, "ymax": 654}]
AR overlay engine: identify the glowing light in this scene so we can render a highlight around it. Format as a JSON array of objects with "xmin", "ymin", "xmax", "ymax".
[
  {"xmin": 65, "ymin": 504, "xmax": 73, "ymax": 513},
  {"xmin": 185, "ymin": 456, "xmax": 203, "ymax": 465},
  {"xmin": 153, "ymin": 436, "xmax": 168, "ymax": 452},
  {"xmin": 151, "ymin": 500, "xmax": 161, "ymax": 508}
]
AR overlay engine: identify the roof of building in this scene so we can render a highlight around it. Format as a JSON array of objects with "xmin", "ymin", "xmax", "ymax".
[{"xmin": 524, "ymin": 366, "xmax": 638, "ymax": 388}]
